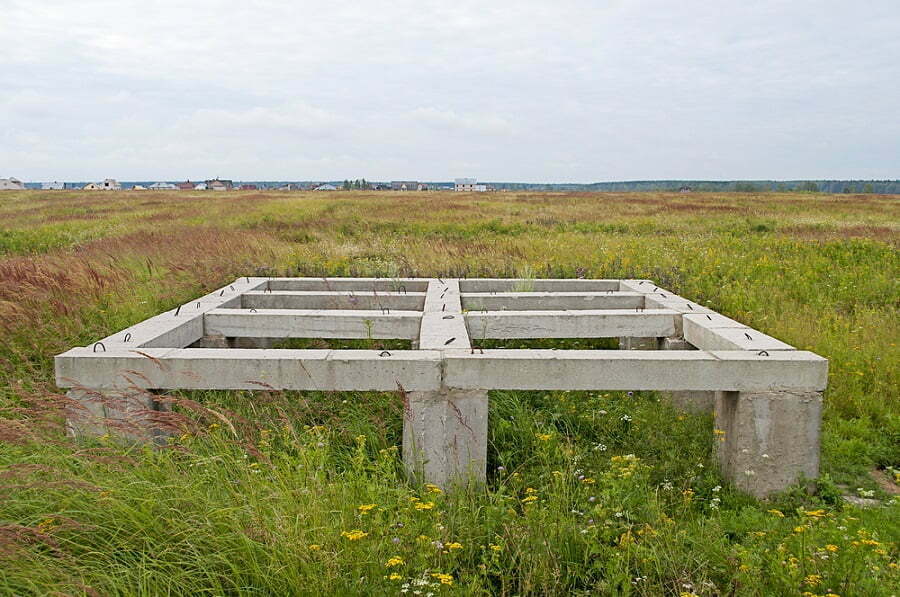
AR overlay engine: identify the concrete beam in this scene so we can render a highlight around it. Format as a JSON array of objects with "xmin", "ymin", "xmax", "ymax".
[
  {"xmin": 419, "ymin": 280, "xmax": 470, "ymax": 350},
  {"xmin": 443, "ymin": 349, "xmax": 827, "ymax": 392},
  {"xmin": 461, "ymin": 292, "xmax": 645, "ymax": 311},
  {"xmin": 460, "ymin": 279, "xmax": 620, "ymax": 292},
  {"xmin": 241, "ymin": 291, "xmax": 426, "ymax": 311},
  {"xmin": 203, "ymin": 309, "xmax": 422, "ymax": 339},
  {"xmin": 55, "ymin": 348, "xmax": 443, "ymax": 391},
  {"xmin": 684, "ymin": 314, "xmax": 794, "ymax": 351},
  {"xmin": 265, "ymin": 277, "xmax": 429, "ymax": 292},
  {"xmin": 92, "ymin": 278, "xmax": 268, "ymax": 349},
  {"xmin": 466, "ymin": 309, "xmax": 677, "ymax": 339}
]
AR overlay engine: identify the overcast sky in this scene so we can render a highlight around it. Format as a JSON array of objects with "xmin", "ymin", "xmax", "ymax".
[{"xmin": 2, "ymin": 0, "xmax": 898, "ymax": 182}]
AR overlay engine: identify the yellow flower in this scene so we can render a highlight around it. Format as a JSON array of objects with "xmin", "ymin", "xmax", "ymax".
[
  {"xmin": 525, "ymin": 487, "xmax": 537, "ymax": 494},
  {"xmin": 793, "ymin": 526, "xmax": 806, "ymax": 533},
  {"xmin": 385, "ymin": 556, "xmax": 404, "ymax": 567},
  {"xmin": 414, "ymin": 501, "xmax": 435, "ymax": 510},
  {"xmin": 340, "ymin": 529, "xmax": 368, "ymax": 541},
  {"xmin": 551, "ymin": 470, "xmax": 563, "ymax": 477},
  {"xmin": 425, "ymin": 484, "xmax": 443, "ymax": 494},
  {"xmin": 388, "ymin": 573, "xmax": 402, "ymax": 581},
  {"xmin": 447, "ymin": 542, "xmax": 463, "ymax": 550},
  {"xmin": 431, "ymin": 573, "xmax": 453, "ymax": 586},
  {"xmin": 308, "ymin": 544, "xmax": 322, "ymax": 550},
  {"xmin": 521, "ymin": 495, "xmax": 539, "ymax": 504},
  {"xmin": 803, "ymin": 509, "xmax": 827, "ymax": 518},
  {"xmin": 803, "ymin": 574, "xmax": 822, "ymax": 586},
  {"xmin": 535, "ymin": 433, "xmax": 553, "ymax": 441},
  {"xmin": 825, "ymin": 544, "xmax": 839, "ymax": 552},
  {"xmin": 490, "ymin": 544, "xmax": 502, "ymax": 552},
  {"xmin": 767, "ymin": 509, "xmax": 785, "ymax": 517},
  {"xmin": 582, "ymin": 477, "xmax": 596, "ymax": 484},
  {"xmin": 357, "ymin": 503, "xmax": 377, "ymax": 514}
]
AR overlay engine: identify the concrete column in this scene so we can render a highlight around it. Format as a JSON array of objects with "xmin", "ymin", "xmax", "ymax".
[
  {"xmin": 66, "ymin": 387, "xmax": 171, "ymax": 444},
  {"xmin": 659, "ymin": 336, "xmax": 716, "ymax": 414},
  {"xmin": 714, "ymin": 390, "xmax": 822, "ymax": 497},
  {"xmin": 403, "ymin": 389, "xmax": 489, "ymax": 487},
  {"xmin": 618, "ymin": 336, "xmax": 660, "ymax": 350}
]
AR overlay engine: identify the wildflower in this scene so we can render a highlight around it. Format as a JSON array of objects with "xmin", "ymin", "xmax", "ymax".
[
  {"xmin": 341, "ymin": 529, "xmax": 368, "ymax": 541},
  {"xmin": 803, "ymin": 509, "xmax": 827, "ymax": 518},
  {"xmin": 425, "ymin": 484, "xmax": 443, "ymax": 494},
  {"xmin": 490, "ymin": 544, "xmax": 502, "ymax": 552},
  {"xmin": 593, "ymin": 443, "xmax": 607, "ymax": 451},
  {"xmin": 582, "ymin": 477, "xmax": 596, "ymax": 484},
  {"xmin": 803, "ymin": 574, "xmax": 822, "ymax": 586},
  {"xmin": 430, "ymin": 573, "xmax": 453, "ymax": 586},
  {"xmin": 793, "ymin": 526, "xmax": 806, "ymax": 533},
  {"xmin": 447, "ymin": 542, "xmax": 463, "ymax": 550},
  {"xmin": 308, "ymin": 544, "xmax": 322, "ymax": 550},
  {"xmin": 535, "ymin": 433, "xmax": 553, "ymax": 441},
  {"xmin": 620, "ymin": 414, "xmax": 632, "ymax": 422},
  {"xmin": 825, "ymin": 544, "xmax": 838, "ymax": 552},
  {"xmin": 414, "ymin": 501, "xmax": 435, "ymax": 510},
  {"xmin": 552, "ymin": 470, "xmax": 564, "ymax": 477},
  {"xmin": 358, "ymin": 503, "xmax": 377, "ymax": 514},
  {"xmin": 767, "ymin": 509, "xmax": 785, "ymax": 517},
  {"xmin": 388, "ymin": 573, "xmax": 402, "ymax": 581},
  {"xmin": 521, "ymin": 495, "xmax": 539, "ymax": 504},
  {"xmin": 525, "ymin": 487, "xmax": 537, "ymax": 494},
  {"xmin": 385, "ymin": 556, "xmax": 404, "ymax": 567}
]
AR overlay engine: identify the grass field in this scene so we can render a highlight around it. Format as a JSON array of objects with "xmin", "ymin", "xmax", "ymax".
[{"xmin": 0, "ymin": 190, "xmax": 897, "ymax": 595}]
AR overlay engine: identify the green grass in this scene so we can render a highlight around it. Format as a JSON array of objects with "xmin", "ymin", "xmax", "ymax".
[{"xmin": 0, "ymin": 190, "xmax": 897, "ymax": 595}]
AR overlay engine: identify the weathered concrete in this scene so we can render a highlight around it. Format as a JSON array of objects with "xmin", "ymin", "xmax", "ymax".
[
  {"xmin": 242, "ymin": 291, "xmax": 426, "ymax": 311},
  {"xmin": 56, "ymin": 348, "xmax": 444, "ymax": 391},
  {"xmin": 443, "ymin": 349, "xmax": 828, "ymax": 392},
  {"xmin": 468, "ymin": 309, "xmax": 676, "ymax": 339},
  {"xmin": 403, "ymin": 389, "xmax": 488, "ymax": 486},
  {"xmin": 461, "ymin": 278, "xmax": 620, "ymax": 292},
  {"xmin": 56, "ymin": 276, "xmax": 829, "ymax": 497},
  {"xmin": 462, "ymin": 292, "xmax": 645, "ymax": 311},
  {"xmin": 715, "ymin": 390, "xmax": 823, "ymax": 497},
  {"xmin": 65, "ymin": 387, "xmax": 170, "ymax": 443},
  {"xmin": 658, "ymin": 337, "xmax": 716, "ymax": 413},
  {"xmin": 618, "ymin": 336, "xmax": 660, "ymax": 350},
  {"xmin": 204, "ymin": 308, "xmax": 421, "ymax": 339}
]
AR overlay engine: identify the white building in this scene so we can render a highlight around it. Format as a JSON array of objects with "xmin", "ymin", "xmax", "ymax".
[
  {"xmin": 193, "ymin": 182, "xmax": 208, "ymax": 190},
  {"xmin": 82, "ymin": 183, "xmax": 102, "ymax": 190},
  {"xmin": 101, "ymin": 179, "xmax": 121, "ymax": 190},
  {"xmin": 454, "ymin": 177, "xmax": 487, "ymax": 192},
  {"xmin": 131, "ymin": 184, "xmax": 148, "ymax": 190},
  {"xmin": 314, "ymin": 183, "xmax": 338, "ymax": 191},
  {"xmin": 149, "ymin": 182, "xmax": 177, "ymax": 190},
  {"xmin": 0, "ymin": 177, "xmax": 26, "ymax": 190},
  {"xmin": 42, "ymin": 181, "xmax": 64, "ymax": 190}
]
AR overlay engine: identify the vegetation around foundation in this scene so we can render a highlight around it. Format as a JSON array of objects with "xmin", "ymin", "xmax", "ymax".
[{"xmin": 0, "ymin": 190, "xmax": 897, "ymax": 595}]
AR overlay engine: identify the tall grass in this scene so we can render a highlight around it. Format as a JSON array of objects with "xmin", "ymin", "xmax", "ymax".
[{"xmin": 0, "ymin": 190, "xmax": 897, "ymax": 595}]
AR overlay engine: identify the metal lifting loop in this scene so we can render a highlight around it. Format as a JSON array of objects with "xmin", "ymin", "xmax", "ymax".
[{"xmin": 93, "ymin": 342, "xmax": 106, "ymax": 353}]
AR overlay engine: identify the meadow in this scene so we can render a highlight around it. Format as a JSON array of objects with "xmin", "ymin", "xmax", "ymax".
[{"xmin": 0, "ymin": 189, "xmax": 897, "ymax": 596}]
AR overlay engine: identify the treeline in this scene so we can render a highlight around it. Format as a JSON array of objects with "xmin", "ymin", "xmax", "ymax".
[{"xmin": 490, "ymin": 180, "xmax": 900, "ymax": 194}]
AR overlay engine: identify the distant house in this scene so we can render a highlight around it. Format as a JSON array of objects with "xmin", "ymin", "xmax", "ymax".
[
  {"xmin": 176, "ymin": 181, "xmax": 195, "ymax": 190},
  {"xmin": 314, "ymin": 183, "xmax": 337, "ymax": 191},
  {"xmin": 82, "ymin": 183, "xmax": 102, "ymax": 190},
  {"xmin": 101, "ymin": 179, "xmax": 121, "ymax": 190},
  {"xmin": 131, "ymin": 184, "xmax": 147, "ymax": 190},
  {"xmin": 205, "ymin": 178, "xmax": 233, "ymax": 191},
  {"xmin": 194, "ymin": 182, "xmax": 208, "ymax": 190},
  {"xmin": 679, "ymin": 186, "xmax": 693, "ymax": 193},
  {"xmin": 41, "ymin": 181, "xmax": 64, "ymax": 190},
  {"xmin": 391, "ymin": 180, "xmax": 421, "ymax": 191},
  {"xmin": 0, "ymin": 177, "xmax": 26, "ymax": 190},
  {"xmin": 275, "ymin": 183, "xmax": 299, "ymax": 191},
  {"xmin": 454, "ymin": 178, "xmax": 487, "ymax": 192},
  {"xmin": 149, "ymin": 182, "xmax": 177, "ymax": 190},
  {"xmin": 240, "ymin": 184, "xmax": 259, "ymax": 190}
]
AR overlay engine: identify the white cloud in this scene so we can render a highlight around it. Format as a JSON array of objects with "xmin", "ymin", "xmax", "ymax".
[{"xmin": 1, "ymin": 0, "xmax": 898, "ymax": 181}]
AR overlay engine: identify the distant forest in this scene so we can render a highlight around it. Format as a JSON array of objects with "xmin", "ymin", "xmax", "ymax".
[{"xmin": 488, "ymin": 180, "xmax": 900, "ymax": 194}]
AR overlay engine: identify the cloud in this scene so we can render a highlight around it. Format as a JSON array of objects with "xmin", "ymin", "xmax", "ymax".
[{"xmin": 1, "ymin": 0, "xmax": 898, "ymax": 181}]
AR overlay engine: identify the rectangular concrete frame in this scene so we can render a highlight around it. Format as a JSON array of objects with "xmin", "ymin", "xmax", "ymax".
[{"xmin": 55, "ymin": 277, "xmax": 828, "ymax": 498}]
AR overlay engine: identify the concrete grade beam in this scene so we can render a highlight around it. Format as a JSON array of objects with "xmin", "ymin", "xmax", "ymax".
[
  {"xmin": 461, "ymin": 292, "xmax": 645, "ymax": 311},
  {"xmin": 241, "ymin": 291, "xmax": 426, "ymax": 311},
  {"xmin": 466, "ymin": 309, "xmax": 678, "ymax": 339},
  {"xmin": 443, "ymin": 349, "xmax": 827, "ymax": 392},
  {"xmin": 55, "ymin": 348, "xmax": 443, "ymax": 391},
  {"xmin": 265, "ymin": 277, "xmax": 429, "ymax": 292},
  {"xmin": 683, "ymin": 314, "xmax": 794, "ymax": 351},
  {"xmin": 203, "ymin": 309, "xmax": 422, "ymax": 340},
  {"xmin": 461, "ymin": 279, "xmax": 620, "ymax": 292},
  {"xmin": 419, "ymin": 280, "xmax": 470, "ymax": 350}
]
